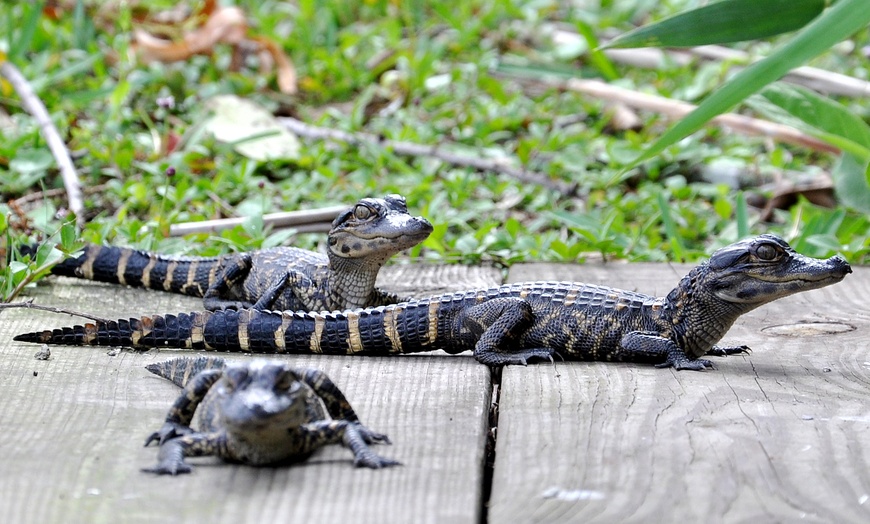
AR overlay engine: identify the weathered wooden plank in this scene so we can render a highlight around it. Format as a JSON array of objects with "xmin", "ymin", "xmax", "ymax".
[
  {"xmin": 0, "ymin": 264, "xmax": 500, "ymax": 524},
  {"xmin": 489, "ymin": 262, "xmax": 870, "ymax": 523}
]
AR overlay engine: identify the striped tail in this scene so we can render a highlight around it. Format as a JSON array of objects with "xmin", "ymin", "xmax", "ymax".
[
  {"xmin": 12, "ymin": 312, "xmax": 215, "ymax": 349},
  {"xmin": 35, "ymin": 243, "xmax": 230, "ymax": 297},
  {"xmin": 146, "ymin": 356, "xmax": 228, "ymax": 388},
  {"xmin": 12, "ymin": 301, "xmax": 450, "ymax": 355}
]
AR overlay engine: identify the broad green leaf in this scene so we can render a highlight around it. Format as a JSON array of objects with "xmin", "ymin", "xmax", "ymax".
[
  {"xmin": 806, "ymin": 234, "xmax": 844, "ymax": 254},
  {"xmin": 603, "ymin": 0, "xmax": 824, "ymax": 49},
  {"xmin": 747, "ymin": 83, "xmax": 870, "ymax": 162},
  {"xmin": 832, "ymin": 153, "xmax": 870, "ymax": 214},
  {"xmin": 203, "ymin": 95, "xmax": 300, "ymax": 161},
  {"xmin": 7, "ymin": 261, "xmax": 28, "ymax": 275},
  {"xmin": 624, "ymin": 0, "xmax": 870, "ymax": 171},
  {"xmin": 60, "ymin": 221, "xmax": 78, "ymax": 250}
]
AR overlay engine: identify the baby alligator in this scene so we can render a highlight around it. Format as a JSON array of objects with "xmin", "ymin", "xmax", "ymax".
[
  {"xmin": 17, "ymin": 194, "xmax": 432, "ymax": 311},
  {"xmin": 14, "ymin": 235, "xmax": 851, "ymax": 370},
  {"xmin": 142, "ymin": 356, "xmax": 399, "ymax": 474}
]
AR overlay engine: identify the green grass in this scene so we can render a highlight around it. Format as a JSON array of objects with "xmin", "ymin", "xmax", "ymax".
[{"xmin": 1, "ymin": 0, "xmax": 868, "ymax": 301}]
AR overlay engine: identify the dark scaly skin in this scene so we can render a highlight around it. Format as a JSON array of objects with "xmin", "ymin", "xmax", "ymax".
[
  {"xmin": 17, "ymin": 195, "xmax": 432, "ymax": 312},
  {"xmin": 15, "ymin": 235, "xmax": 852, "ymax": 370},
  {"xmin": 142, "ymin": 356, "xmax": 399, "ymax": 475}
]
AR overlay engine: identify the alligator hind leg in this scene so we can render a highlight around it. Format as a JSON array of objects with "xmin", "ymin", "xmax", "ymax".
[
  {"xmin": 459, "ymin": 297, "xmax": 555, "ymax": 366},
  {"xmin": 620, "ymin": 331, "xmax": 713, "ymax": 371},
  {"xmin": 203, "ymin": 254, "xmax": 255, "ymax": 310}
]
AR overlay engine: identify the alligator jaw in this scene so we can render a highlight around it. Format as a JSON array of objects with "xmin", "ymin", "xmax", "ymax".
[{"xmin": 712, "ymin": 251, "xmax": 851, "ymax": 305}]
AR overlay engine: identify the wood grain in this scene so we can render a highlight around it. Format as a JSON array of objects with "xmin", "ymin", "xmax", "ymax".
[
  {"xmin": 488, "ymin": 263, "xmax": 870, "ymax": 523},
  {"xmin": 0, "ymin": 266, "xmax": 500, "ymax": 524}
]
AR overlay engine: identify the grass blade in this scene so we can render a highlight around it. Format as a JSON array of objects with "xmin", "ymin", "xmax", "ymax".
[
  {"xmin": 603, "ymin": 0, "xmax": 824, "ymax": 49},
  {"xmin": 657, "ymin": 191, "xmax": 685, "ymax": 261},
  {"xmin": 747, "ymin": 83, "xmax": 870, "ymax": 161},
  {"xmin": 8, "ymin": 0, "xmax": 44, "ymax": 61},
  {"xmin": 736, "ymin": 192, "xmax": 749, "ymax": 239},
  {"xmin": 623, "ymin": 0, "xmax": 870, "ymax": 171}
]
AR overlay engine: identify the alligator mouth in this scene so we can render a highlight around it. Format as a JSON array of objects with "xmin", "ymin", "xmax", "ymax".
[
  {"xmin": 751, "ymin": 267, "xmax": 851, "ymax": 285},
  {"xmin": 351, "ymin": 222, "xmax": 434, "ymax": 241}
]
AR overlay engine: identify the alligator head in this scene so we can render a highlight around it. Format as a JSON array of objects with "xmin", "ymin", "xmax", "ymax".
[
  {"xmin": 704, "ymin": 234, "xmax": 851, "ymax": 306},
  {"xmin": 328, "ymin": 194, "xmax": 433, "ymax": 262}
]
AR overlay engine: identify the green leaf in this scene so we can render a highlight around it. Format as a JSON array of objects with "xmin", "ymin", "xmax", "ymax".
[
  {"xmin": 603, "ymin": 0, "xmax": 825, "ymax": 49},
  {"xmin": 203, "ymin": 95, "xmax": 300, "ymax": 161},
  {"xmin": 832, "ymin": 153, "xmax": 870, "ymax": 214},
  {"xmin": 575, "ymin": 20, "xmax": 618, "ymax": 81},
  {"xmin": 657, "ymin": 191, "xmax": 685, "ymax": 261},
  {"xmin": 624, "ymin": 0, "xmax": 870, "ymax": 171},
  {"xmin": 60, "ymin": 221, "xmax": 78, "ymax": 250},
  {"xmin": 747, "ymin": 83, "xmax": 870, "ymax": 161},
  {"xmin": 7, "ymin": 261, "xmax": 28, "ymax": 275},
  {"xmin": 8, "ymin": 0, "xmax": 44, "ymax": 61},
  {"xmin": 10, "ymin": 148, "xmax": 53, "ymax": 173}
]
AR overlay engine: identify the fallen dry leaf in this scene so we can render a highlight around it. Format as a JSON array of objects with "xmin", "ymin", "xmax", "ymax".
[{"xmin": 131, "ymin": 2, "xmax": 297, "ymax": 94}]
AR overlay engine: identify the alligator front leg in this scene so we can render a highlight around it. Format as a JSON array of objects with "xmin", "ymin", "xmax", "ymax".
[
  {"xmin": 620, "ymin": 331, "xmax": 713, "ymax": 371},
  {"xmin": 297, "ymin": 368, "xmax": 361, "ymax": 423},
  {"xmin": 298, "ymin": 420, "xmax": 399, "ymax": 469},
  {"xmin": 142, "ymin": 431, "xmax": 227, "ymax": 475},
  {"xmin": 252, "ymin": 270, "xmax": 327, "ymax": 311},
  {"xmin": 203, "ymin": 254, "xmax": 255, "ymax": 310},
  {"xmin": 458, "ymin": 297, "xmax": 556, "ymax": 366},
  {"xmin": 144, "ymin": 369, "xmax": 224, "ymax": 446},
  {"xmin": 250, "ymin": 271, "xmax": 292, "ymax": 310}
]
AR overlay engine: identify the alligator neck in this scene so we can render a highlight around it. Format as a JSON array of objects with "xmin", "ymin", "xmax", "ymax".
[
  {"xmin": 327, "ymin": 254, "xmax": 387, "ymax": 309},
  {"xmin": 665, "ymin": 264, "xmax": 753, "ymax": 358}
]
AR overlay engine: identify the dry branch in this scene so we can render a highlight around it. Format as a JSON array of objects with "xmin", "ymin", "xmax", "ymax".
[
  {"xmin": 499, "ymin": 72, "xmax": 839, "ymax": 155},
  {"xmin": 552, "ymin": 27, "xmax": 870, "ymax": 98},
  {"xmin": 278, "ymin": 117, "xmax": 578, "ymax": 195},
  {"xmin": 9, "ymin": 183, "xmax": 109, "ymax": 209},
  {"xmin": 168, "ymin": 205, "xmax": 346, "ymax": 236},
  {"xmin": 0, "ymin": 299, "xmax": 109, "ymax": 323},
  {"xmin": 0, "ymin": 61, "xmax": 84, "ymax": 224}
]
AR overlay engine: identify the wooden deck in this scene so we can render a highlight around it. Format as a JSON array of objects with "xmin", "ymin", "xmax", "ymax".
[{"xmin": 1, "ymin": 262, "xmax": 868, "ymax": 523}]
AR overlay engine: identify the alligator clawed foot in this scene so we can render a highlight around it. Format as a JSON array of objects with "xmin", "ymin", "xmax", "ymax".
[
  {"xmin": 144, "ymin": 422, "xmax": 193, "ymax": 447},
  {"xmin": 475, "ymin": 347, "xmax": 557, "ymax": 367},
  {"xmin": 353, "ymin": 423, "xmax": 392, "ymax": 446},
  {"xmin": 657, "ymin": 354, "xmax": 714, "ymax": 371},
  {"xmin": 353, "ymin": 451, "xmax": 401, "ymax": 469},
  {"xmin": 707, "ymin": 344, "xmax": 752, "ymax": 356}
]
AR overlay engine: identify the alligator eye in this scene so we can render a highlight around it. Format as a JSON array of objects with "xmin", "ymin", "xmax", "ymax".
[
  {"xmin": 224, "ymin": 368, "xmax": 248, "ymax": 389},
  {"xmin": 274, "ymin": 370, "xmax": 299, "ymax": 391},
  {"xmin": 755, "ymin": 243, "xmax": 780, "ymax": 261},
  {"xmin": 353, "ymin": 205, "xmax": 374, "ymax": 220}
]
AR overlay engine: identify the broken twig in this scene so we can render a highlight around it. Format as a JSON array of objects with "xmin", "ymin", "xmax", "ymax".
[
  {"xmin": 498, "ymin": 72, "xmax": 839, "ymax": 155},
  {"xmin": 168, "ymin": 205, "xmax": 345, "ymax": 236},
  {"xmin": 0, "ymin": 299, "xmax": 109, "ymax": 324},
  {"xmin": 551, "ymin": 26, "xmax": 870, "ymax": 98},
  {"xmin": 0, "ymin": 61, "xmax": 84, "ymax": 224},
  {"xmin": 278, "ymin": 117, "xmax": 578, "ymax": 195}
]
